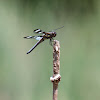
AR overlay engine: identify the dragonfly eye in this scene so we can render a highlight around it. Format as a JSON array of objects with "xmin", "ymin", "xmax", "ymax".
[{"xmin": 53, "ymin": 32, "xmax": 56, "ymax": 37}]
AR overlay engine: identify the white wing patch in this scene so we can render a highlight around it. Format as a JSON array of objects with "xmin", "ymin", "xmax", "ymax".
[
  {"xmin": 24, "ymin": 36, "xmax": 33, "ymax": 39},
  {"xmin": 26, "ymin": 36, "xmax": 33, "ymax": 38},
  {"xmin": 35, "ymin": 36, "xmax": 42, "ymax": 40},
  {"xmin": 35, "ymin": 29, "xmax": 41, "ymax": 33},
  {"xmin": 34, "ymin": 29, "xmax": 43, "ymax": 34}
]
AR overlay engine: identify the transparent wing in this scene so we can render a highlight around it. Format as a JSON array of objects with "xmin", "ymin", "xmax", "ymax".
[
  {"xmin": 24, "ymin": 36, "xmax": 43, "ymax": 40},
  {"xmin": 24, "ymin": 36, "xmax": 35, "ymax": 39},
  {"xmin": 34, "ymin": 29, "xmax": 45, "ymax": 34},
  {"xmin": 34, "ymin": 36, "xmax": 43, "ymax": 40}
]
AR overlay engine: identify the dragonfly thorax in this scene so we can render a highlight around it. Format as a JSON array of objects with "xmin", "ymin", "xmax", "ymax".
[
  {"xmin": 52, "ymin": 32, "xmax": 56, "ymax": 37},
  {"xmin": 45, "ymin": 31, "xmax": 56, "ymax": 39}
]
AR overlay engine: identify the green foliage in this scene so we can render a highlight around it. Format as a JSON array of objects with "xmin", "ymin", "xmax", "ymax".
[{"xmin": 0, "ymin": 0, "xmax": 100, "ymax": 100}]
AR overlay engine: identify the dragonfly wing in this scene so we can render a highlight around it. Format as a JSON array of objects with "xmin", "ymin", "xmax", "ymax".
[
  {"xmin": 34, "ymin": 29, "xmax": 45, "ymax": 34},
  {"xmin": 24, "ymin": 36, "xmax": 35, "ymax": 39},
  {"xmin": 34, "ymin": 29, "xmax": 42, "ymax": 34},
  {"xmin": 24, "ymin": 36, "xmax": 43, "ymax": 41},
  {"xmin": 26, "ymin": 37, "xmax": 44, "ymax": 54},
  {"xmin": 34, "ymin": 36, "xmax": 43, "ymax": 40}
]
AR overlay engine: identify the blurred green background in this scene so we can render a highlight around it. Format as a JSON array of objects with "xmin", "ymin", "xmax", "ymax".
[{"xmin": 0, "ymin": 0, "xmax": 100, "ymax": 100}]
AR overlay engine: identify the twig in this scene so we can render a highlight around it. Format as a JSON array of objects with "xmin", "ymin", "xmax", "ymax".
[{"xmin": 50, "ymin": 40, "xmax": 61, "ymax": 100}]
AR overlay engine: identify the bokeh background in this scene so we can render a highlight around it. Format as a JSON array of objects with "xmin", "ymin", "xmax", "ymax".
[{"xmin": 0, "ymin": 0, "xmax": 100, "ymax": 100}]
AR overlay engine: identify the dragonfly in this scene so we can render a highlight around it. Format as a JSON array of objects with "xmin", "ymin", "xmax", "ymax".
[{"xmin": 24, "ymin": 26, "xmax": 64, "ymax": 54}]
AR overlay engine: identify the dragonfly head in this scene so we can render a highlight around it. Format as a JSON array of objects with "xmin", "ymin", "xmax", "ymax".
[{"xmin": 52, "ymin": 32, "xmax": 56, "ymax": 37}]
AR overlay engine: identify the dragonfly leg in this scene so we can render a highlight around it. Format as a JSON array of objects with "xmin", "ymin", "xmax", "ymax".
[{"xmin": 49, "ymin": 38, "xmax": 54, "ymax": 46}]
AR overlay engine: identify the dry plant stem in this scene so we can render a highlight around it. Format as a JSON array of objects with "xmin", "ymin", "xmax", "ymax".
[{"xmin": 52, "ymin": 40, "xmax": 61, "ymax": 100}]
